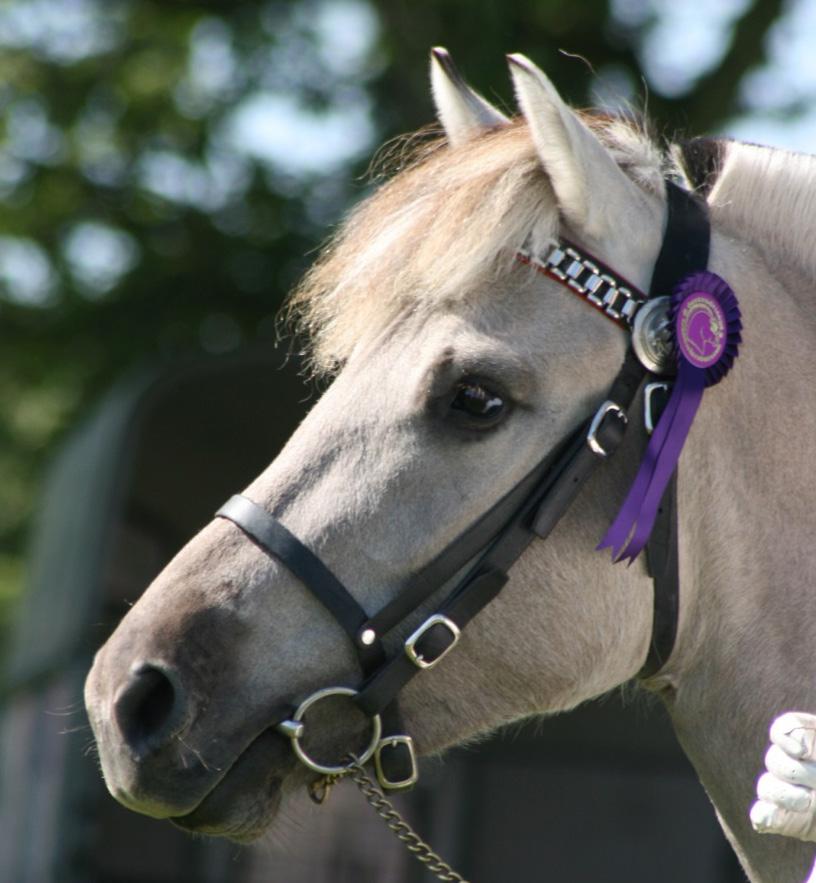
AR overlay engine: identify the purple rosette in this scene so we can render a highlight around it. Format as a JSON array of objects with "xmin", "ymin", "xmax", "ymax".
[{"xmin": 598, "ymin": 271, "xmax": 742, "ymax": 564}]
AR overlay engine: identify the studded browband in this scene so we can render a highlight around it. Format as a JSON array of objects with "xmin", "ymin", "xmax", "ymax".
[{"xmin": 516, "ymin": 240, "xmax": 644, "ymax": 327}]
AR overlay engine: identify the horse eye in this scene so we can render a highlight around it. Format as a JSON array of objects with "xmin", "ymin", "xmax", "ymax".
[{"xmin": 449, "ymin": 380, "xmax": 507, "ymax": 426}]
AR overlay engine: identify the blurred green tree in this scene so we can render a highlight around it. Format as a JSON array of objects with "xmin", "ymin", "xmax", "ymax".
[{"xmin": 0, "ymin": 0, "xmax": 786, "ymax": 638}]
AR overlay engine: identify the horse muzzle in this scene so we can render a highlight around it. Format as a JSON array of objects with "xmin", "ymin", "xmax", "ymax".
[{"xmin": 84, "ymin": 637, "xmax": 297, "ymax": 825}]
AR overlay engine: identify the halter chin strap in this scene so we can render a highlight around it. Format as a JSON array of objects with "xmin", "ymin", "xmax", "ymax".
[{"xmin": 215, "ymin": 179, "xmax": 710, "ymax": 789}]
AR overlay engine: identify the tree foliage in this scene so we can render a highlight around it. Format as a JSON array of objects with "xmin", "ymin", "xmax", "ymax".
[{"xmin": 0, "ymin": 0, "xmax": 785, "ymax": 635}]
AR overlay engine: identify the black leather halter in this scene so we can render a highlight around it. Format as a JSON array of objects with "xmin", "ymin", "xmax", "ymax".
[{"xmin": 215, "ymin": 181, "xmax": 710, "ymax": 789}]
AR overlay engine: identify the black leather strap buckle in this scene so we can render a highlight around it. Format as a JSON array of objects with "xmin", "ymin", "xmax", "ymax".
[
  {"xmin": 374, "ymin": 735, "xmax": 418, "ymax": 790},
  {"xmin": 586, "ymin": 400, "xmax": 628, "ymax": 458},
  {"xmin": 404, "ymin": 614, "xmax": 460, "ymax": 669}
]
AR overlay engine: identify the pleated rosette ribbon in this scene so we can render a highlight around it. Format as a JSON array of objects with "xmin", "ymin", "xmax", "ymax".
[{"xmin": 598, "ymin": 271, "xmax": 742, "ymax": 564}]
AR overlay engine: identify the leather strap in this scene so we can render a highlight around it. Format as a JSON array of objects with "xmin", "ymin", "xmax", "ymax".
[
  {"xmin": 216, "ymin": 495, "xmax": 386, "ymax": 670},
  {"xmin": 357, "ymin": 568, "xmax": 508, "ymax": 716},
  {"xmin": 637, "ymin": 180, "xmax": 710, "ymax": 678},
  {"xmin": 361, "ymin": 432, "xmax": 578, "ymax": 643},
  {"xmin": 357, "ymin": 365, "xmax": 642, "ymax": 717},
  {"xmin": 533, "ymin": 349, "xmax": 642, "ymax": 538},
  {"xmin": 640, "ymin": 472, "xmax": 680, "ymax": 678},
  {"xmin": 649, "ymin": 181, "xmax": 710, "ymax": 297}
]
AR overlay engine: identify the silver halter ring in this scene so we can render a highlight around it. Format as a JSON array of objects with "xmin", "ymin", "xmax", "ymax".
[{"xmin": 275, "ymin": 686, "xmax": 382, "ymax": 776}]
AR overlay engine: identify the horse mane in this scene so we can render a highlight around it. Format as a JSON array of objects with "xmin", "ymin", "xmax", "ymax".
[
  {"xmin": 289, "ymin": 122, "xmax": 550, "ymax": 375},
  {"xmin": 706, "ymin": 140, "xmax": 816, "ymax": 283}
]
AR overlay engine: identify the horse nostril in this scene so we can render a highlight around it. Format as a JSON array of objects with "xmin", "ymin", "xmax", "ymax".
[{"xmin": 113, "ymin": 663, "xmax": 186, "ymax": 759}]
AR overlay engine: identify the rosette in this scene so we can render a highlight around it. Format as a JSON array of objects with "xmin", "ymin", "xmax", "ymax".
[{"xmin": 598, "ymin": 271, "xmax": 742, "ymax": 563}]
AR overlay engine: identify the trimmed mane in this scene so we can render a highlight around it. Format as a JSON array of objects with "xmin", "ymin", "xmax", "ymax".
[
  {"xmin": 289, "ymin": 114, "xmax": 669, "ymax": 375},
  {"xmin": 708, "ymin": 140, "xmax": 816, "ymax": 284}
]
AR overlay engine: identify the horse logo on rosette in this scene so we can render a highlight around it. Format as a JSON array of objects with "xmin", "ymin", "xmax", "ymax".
[{"xmin": 678, "ymin": 294, "xmax": 727, "ymax": 369}]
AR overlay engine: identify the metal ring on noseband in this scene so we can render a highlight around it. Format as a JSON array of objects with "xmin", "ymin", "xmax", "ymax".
[{"xmin": 276, "ymin": 686, "xmax": 382, "ymax": 776}]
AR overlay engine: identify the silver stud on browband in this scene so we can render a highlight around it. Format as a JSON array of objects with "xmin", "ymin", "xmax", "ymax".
[
  {"xmin": 632, "ymin": 296, "xmax": 674, "ymax": 374},
  {"xmin": 360, "ymin": 628, "xmax": 377, "ymax": 646}
]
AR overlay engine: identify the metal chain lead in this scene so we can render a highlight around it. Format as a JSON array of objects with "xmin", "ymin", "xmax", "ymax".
[{"xmin": 345, "ymin": 757, "xmax": 470, "ymax": 883}]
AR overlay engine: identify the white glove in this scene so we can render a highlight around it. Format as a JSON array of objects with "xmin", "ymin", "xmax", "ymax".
[{"xmin": 751, "ymin": 712, "xmax": 816, "ymax": 842}]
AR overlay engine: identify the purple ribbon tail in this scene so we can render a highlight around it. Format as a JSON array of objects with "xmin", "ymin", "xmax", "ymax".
[{"xmin": 597, "ymin": 363, "xmax": 705, "ymax": 563}]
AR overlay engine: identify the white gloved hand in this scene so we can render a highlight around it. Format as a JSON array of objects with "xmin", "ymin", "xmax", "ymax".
[{"xmin": 751, "ymin": 712, "xmax": 816, "ymax": 841}]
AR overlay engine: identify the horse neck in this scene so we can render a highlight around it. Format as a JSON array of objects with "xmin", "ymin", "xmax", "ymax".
[
  {"xmin": 654, "ymin": 183, "xmax": 816, "ymax": 880},
  {"xmin": 709, "ymin": 141, "xmax": 816, "ymax": 292}
]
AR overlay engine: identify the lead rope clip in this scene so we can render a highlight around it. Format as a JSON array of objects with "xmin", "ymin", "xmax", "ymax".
[{"xmin": 307, "ymin": 773, "xmax": 342, "ymax": 805}]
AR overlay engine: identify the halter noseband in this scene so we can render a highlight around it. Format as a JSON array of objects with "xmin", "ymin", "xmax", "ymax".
[{"xmin": 215, "ymin": 181, "xmax": 708, "ymax": 791}]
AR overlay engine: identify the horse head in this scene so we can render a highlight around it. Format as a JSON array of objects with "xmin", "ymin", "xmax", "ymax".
[{"xmin": 85, "ymin": 52, "xmax": 810, "ymax": 883}]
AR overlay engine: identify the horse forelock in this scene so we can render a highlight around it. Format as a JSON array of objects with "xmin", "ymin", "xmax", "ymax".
[{"xmin": 288, "ymin": 114, "xmax": 669, "ymax": 376}]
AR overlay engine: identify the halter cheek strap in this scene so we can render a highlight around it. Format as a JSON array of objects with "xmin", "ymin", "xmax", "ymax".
[
  {"xmin": 215, "ymin": 179, "xmax": 711, "ymax": 788},
  {"xmin": 640, "ymin": 180, "xmax": 709, "ymax": 678}
]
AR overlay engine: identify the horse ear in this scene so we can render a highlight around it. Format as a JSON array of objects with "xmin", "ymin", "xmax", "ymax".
[
  {"xmin": 507, "ymin": 53, "xmax": 647, "ymax": 238},
  {"xmin": 431, "ymin": 47, "xmax": 509, "ymax": 146}
]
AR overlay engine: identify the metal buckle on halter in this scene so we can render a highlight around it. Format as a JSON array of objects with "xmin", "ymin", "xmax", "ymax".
[
  {"xmin": 404, "ymin": 614, "xmax": 460, "ymax": 669},
  {"xmin": 644, "ymin": 382, "xmax": 671, "ymax": 435},
  {"xmin": 586, "ymin": 401, "xmax": 628, "ymax": 458},
  {"xmin": 275, "ymin": 686, "xmax": 382, "ymax": 776},
  {"xmin": 374, "ymin": 735, "xmax": 419, "ymax": 790}
]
